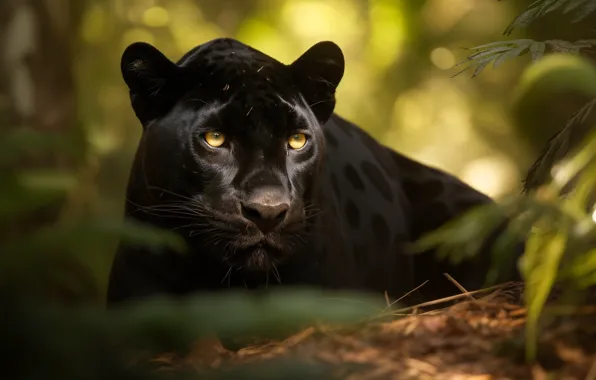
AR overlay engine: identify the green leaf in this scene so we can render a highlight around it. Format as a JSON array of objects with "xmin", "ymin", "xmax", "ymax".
[
  {"xmin": 493, "ymin": 45, "xmax": 530, "ymax": 69},
  {"xmin": 504, "ymin": 2, "xmax": 543, "ymax": 35},
  {"xmin": 549, "ymin": 39, "xmax": 581, "ymax": 54},
  {"xmin": 2, "ymin": 289, "xmax": 377, "ymax": 380},
  {"xmin": 0, "ymin": 128, "xmax": 80, "ymax": 164},
  {"xmin": 101, "ymin": 288, "xmax": 384, "ymax": 350},
  {"xmin": 564, "ymin": 0, "xmax": 591, "ymax": 14},
  {"xmin": 559, "ymin": 248, "xmax": 596, "ymax": 283},
  {"xmin": 524, "ymin": 117, "xmax": 596, "ymax": 194},
  {"xmin": 466, "ymin": 45, "xmax": 515, "ymax": 60},
  {"xmin": 413, "ymin": 202, "xmax": 510, "ymax": 264},
  {"xmin": 503, "ymin": 0, "xmax": 596, "ymax": 34},
  {"xmin": 522, "ymin": 229, "xmax": 567, "ymax": 360},
  {"xmin": 571, "ymin": 0, "xmax": 596, "ymax": 21},
  {"xmin": 456, "ymin": 40, "xmax": 537, "ymax": 77},
  {"xmin": 469, "ymin": 39, "xmax": 534, "ymax": 51},
  {"xmin": 1, "ymin": 218, "xmax": 187, "ymax": 271},
  {"xmin": 0, "ymin": 174, "xmax": 69, "ymax": 222},
  {"xmin": 17, "ymin": 169, "xmax": 79, "ymax": 193},
  {"xmin": 541, "ymin": 0, "xmax": 566, "ymax": 15},
  {"xmin": 472, "ymin": 60, "xmax": 491, "ymax": 78}
]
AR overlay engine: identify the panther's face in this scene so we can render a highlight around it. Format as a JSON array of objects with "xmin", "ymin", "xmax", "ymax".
[{"xmin": 121, "ymin": 38, "xmax": 344, "ymax": 273}]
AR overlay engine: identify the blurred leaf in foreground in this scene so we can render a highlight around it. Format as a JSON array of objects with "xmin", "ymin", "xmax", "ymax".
[
  {"xmin": 2, "ymin": 288, "xmax": 382, "ymax": 380},
  {"xmin": 0, "ymin": 218, "xmax": 187, "ymax": 302},
  {"xmin": 521, "ymin": 228, "xmax": 567, "ymax": 360}
]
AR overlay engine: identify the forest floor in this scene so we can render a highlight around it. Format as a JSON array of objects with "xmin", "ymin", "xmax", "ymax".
[{"xmin": 153, "ymin": 282, "xmax": 596, "ymax": 380}]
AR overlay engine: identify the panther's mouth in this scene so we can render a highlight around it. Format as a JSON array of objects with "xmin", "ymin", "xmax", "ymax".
[
  {"xmin": 231, "ymin": 236, "xmax": 284, "ymax": 271},
  {"xmin": 238, "ymin": 245, "xmax": 275, "ymax": 271}
]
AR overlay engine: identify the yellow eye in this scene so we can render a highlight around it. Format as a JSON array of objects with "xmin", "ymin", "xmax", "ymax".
[
  {"xmin": 203, "ymin": 131, "xmax": 226, "ymax": 148},
  {"xmin": 288, "ymin": 133, "xmax": 307, "ymax": 150}
]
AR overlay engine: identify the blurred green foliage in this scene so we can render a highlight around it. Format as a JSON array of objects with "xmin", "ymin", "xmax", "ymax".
[
  {"xmin": 421, "ymin": 0, "xmax": 596, "ymax": 361},
  {"xmin": 3, "ymin": 288, "xmax": 381, "ymax": 379}
]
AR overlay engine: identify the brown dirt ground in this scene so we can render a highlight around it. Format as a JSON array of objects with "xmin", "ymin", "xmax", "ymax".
[{"xmin": 153, "ymin": 282, "xmax": 596, "ymax": 380}]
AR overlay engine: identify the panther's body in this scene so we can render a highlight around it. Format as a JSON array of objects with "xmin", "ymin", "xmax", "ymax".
[{"xmin": 107, "ymin": 38, "xmax": 520, "ymax": 307}]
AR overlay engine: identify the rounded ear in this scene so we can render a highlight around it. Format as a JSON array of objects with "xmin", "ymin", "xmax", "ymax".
[
  {"xmin": 121, "ymin": 42, "xmax": 183, "ymax": 125},
  {"xmin": 121, "ymin": 42, "xmax": 178, "ymax": 96},
  {"xmin": 289, "ymin": 41, "xmax": 345, "ymax": 124}
]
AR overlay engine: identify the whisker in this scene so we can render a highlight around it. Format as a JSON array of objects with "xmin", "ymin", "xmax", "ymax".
[
  {"xmin": 129, "ymin": 209, "xmax": 200, "ymax": 221},
  {"xmin": 138, "ymin": 203, "xmax": 205, "ymax": 215},
  {"xmin": 186, "ymin": 98, "xmax": 209, "ymax": 106},
  {"xmin": 145, "ymin": 186, "xmax": 196, "ymax": 201},
  {"xmin": 129, "ymin": 202, "xmax": 208, "ymax": 219},
  {"xmin": 172, "ymin": 222, "xmax": 213, "ymax": 231},
  {"xmin": 272, "ymin": 263, "xmax": 282, "ymax": 284},
  {"xmin": 221, "ymin": 266, "xmax": 233, "ymax": 285}
]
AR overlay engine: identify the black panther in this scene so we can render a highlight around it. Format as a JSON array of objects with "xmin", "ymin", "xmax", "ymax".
[{"xmin": 107, "ymin": 38, "xmax": 521, "ymax": 308}]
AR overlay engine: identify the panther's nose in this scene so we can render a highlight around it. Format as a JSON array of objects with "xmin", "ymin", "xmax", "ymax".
[{"xmin": 241, "ymin": 191, "xmax": 290, "ymax": 233}]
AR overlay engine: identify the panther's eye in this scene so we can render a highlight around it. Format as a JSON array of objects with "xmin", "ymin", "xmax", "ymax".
[
  {"xmin": 288, "ymin": 133, "xmax": 307, "ymax": 150},
  {"xmin": 203, "ymin": 131, "xmax": 226, "ymax": 148}
]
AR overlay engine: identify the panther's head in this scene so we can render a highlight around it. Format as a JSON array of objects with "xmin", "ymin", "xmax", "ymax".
[{"xmin": 122, "ymin": 38, "xmax": 344, "ymax": 273}]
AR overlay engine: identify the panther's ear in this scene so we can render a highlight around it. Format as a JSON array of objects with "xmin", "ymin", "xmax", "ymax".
[
  {"xmin": 121, "ymin": 42, "xmax": 182, "ymax": 125},
  {"xmin": 289, "ymin": 41, "xmax": 344, "ymax": 124}
]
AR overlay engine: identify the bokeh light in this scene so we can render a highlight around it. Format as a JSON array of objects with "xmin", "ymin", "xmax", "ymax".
[
  {"xmin": 461, "ymin": 156, "xmax": 519, "ymax": 198},
  {"xmin": 430, "ymin": 47, "xmax": 456, "ymax": 70},
  {"xmin": 142, "ymin": 6, "xmax": 169, "ymax": 27}
]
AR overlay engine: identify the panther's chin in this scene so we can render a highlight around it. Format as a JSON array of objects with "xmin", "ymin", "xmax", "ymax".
[
  {"xmin": 231, "ymin": 235, "xmax": 286, "ymax": 272},
  {"xmin": 243, "ymin": 246, "xmax": 274, "ymax": 271}
]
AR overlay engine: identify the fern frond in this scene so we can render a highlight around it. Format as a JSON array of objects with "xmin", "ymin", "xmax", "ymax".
[
  {"xmin": 454, "ymin": 39, "xmax": 596, "ymax": 78},
  {"xmin": 453, "ymin": 40, "xmax": 534, "ymax": 78},
  {"xmin": 504, "ymin": 0, "xmax": 596, "ymax": 35},
  {"xmin": 549, "ymin": 39, "xmax": 596, "ymax": 53},
  {"xmin": 523, "ymin": 98, "xmax": 596, "ymax": 193},
  {"xmin": 568, "ymin": 0, "xmax": 596, "ymax": 22}
]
